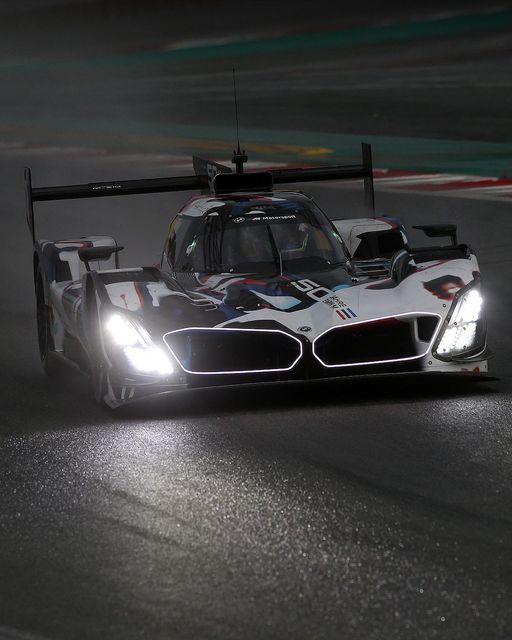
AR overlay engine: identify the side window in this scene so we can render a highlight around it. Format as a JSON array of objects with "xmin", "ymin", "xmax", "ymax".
[
  {"xmin": 166, "ymin": 216, "xmax": 180, "ymax": 269},
  {"xmin": 165, "ymin": 215, "xmax": 195, "ymax": 271}
]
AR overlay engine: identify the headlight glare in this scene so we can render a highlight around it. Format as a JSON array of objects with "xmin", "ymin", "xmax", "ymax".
[
  {"xmin": 124, "ymin": 345, "xmax": 174, "ymax": 376},
  {"xmin": 451, "ymin": 288, "xmax": 482, "ymax": 324},
  {"xmin": 104, "ymin": 313, "xmax": 173, "ymax": 376},
  {"xmin": 435, "ymin": 286, "xmax": 485, "ymax": 359},
  {"xmin": 106, "ymin": 313, "xmax": 146, "ymax": 347}
]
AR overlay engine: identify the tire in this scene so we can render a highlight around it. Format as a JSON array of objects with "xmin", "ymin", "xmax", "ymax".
[
  {"xmin": 85, "ymin": 283, "xmax": 111, "ymax": 408},
  {"xmin": 36, "ymin": 270, "xmax": 58, "ymax": 376},
  {"xmin": 88, "ymin": 359, "xmax": 109, "ymax": 406}
]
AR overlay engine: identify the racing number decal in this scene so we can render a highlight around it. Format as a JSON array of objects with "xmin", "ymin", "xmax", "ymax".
[{"xmin": 291, "ymin": 279, "xmax": 331, "ymax": 301}]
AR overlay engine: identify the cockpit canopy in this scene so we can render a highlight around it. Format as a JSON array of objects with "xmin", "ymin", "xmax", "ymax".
[{"xmin": 165, "ymin": 193, "xmax": 349, "ymax": 275}]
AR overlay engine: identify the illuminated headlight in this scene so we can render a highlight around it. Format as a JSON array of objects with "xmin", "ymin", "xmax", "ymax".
[
  {"xmin": 434, "ymin": 286, "xmax": 485, "ymax": 360},
  {"xmin": 104, "ymin": 314, "xmax": 174, "ymax": 376},
  {"xmin": 105, "ymin": 313, "xmax": 149, "ymax": 347},
  {"xmin": 124, "ymin": 345, "xmax": 174, "ymax": 376}
]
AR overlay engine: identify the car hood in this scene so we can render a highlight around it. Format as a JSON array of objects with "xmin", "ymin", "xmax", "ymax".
[{"xmin": 101, "ymin": 261, "xmax": 473, "ymax": 342}]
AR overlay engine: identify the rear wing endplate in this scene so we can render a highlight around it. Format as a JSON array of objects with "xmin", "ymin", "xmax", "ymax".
[{"xmin": 25, "ymin": 143, "xmax": 375, "ymax": 244}]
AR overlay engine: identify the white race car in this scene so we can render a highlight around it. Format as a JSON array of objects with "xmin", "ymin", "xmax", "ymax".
[{"xmin": 26, "ymin": 144, "xmax": 489, "ymax": 407}]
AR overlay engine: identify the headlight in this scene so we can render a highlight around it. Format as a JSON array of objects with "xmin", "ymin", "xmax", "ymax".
[
  {"xmin": 104, "ymin": 313, "xmax": 174, "ymax": 376},
  {"xmin": 434, "ymin": 285, "xmax": 486, "ymax": 360},
  {"xmin": 105, "ymin": 313, "xmax": 149, "ymax": 347},
  {"xmin": 124, "ymin": 345, "xmax": 174, "ymax": 376}
]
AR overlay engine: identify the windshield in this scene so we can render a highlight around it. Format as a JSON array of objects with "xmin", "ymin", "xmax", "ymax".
[{"xmin": 172, "ymin": 195, "xmax": 348, "ymax": 274}]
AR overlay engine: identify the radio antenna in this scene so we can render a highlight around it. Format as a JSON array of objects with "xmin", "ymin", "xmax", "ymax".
[
  {"xmin": 233, "ymin": 68, "xmax": 241, "ymax": 152},
  {"xmin": 231, "ymin": 68, "xmax": 247, "ymax": 174}
]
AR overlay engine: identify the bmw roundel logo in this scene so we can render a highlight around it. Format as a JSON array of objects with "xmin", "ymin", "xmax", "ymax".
[
  {"xmin": 298, "ymin": 326, "xmax": 312, "ymax": 333},
  {"xmin": 234, "ymin": 217, "xmax": 245, "ymax": 224}
]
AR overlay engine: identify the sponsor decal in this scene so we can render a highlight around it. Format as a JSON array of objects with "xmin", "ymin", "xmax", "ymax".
[
  {"xmin": 256, "ymin": 214, "xmax": 296, "ymax": 221},
  {"xmin": 335, "ymin": 308, "xmax": 357, "ymax": 321},
  {"xmin": 234, "ymin": 213, "xmax": 297, "ymax": 223},
  {"xmin": 323, "ymin": 292, "xmax": 357, "ymax": 320},
  {"xmin": 298, "ymin": 326, "xmax": 312, "ymax": 333},
  {"xmin": 289, "ymin": 279, "xmax": 357, "ymax": 319},
  {"xmin": 92, "ymin": 184, "xmax": 121, "ymax": 192}
]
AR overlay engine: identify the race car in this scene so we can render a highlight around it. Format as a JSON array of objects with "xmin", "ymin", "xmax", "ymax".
[{"xmin": 26, "ymin": 144, "xmax": 489, "ymax": 407}]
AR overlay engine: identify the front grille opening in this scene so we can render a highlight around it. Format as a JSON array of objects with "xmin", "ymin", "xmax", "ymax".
[
  {"xmin": 315, "ymin": 318, "xmax": 418, "ymax": 366},
  {"xmin": 165, "ymin": 329, "xmax": 301, "ymax": 374},
  {"xmin": 417, "ymin": 316, "xmax": 439, "ymax": 342}
]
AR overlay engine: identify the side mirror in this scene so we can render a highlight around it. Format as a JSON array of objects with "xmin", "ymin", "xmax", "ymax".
[{"xmin": 78, "ymin": 245, "xmax": 124, "ymax": 271}]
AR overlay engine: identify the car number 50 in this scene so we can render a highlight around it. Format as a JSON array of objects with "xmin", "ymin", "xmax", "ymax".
[{"xmin": 291, "ymin": 279, "xmax": 331, "ymax": 301}]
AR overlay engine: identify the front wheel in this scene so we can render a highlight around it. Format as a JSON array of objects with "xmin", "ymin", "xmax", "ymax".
[
  {"xmin": 36, "ymin": 271, "xmax": 58, "ymax": 376},
  {"xmin": 88, "ymin": 360, "xmax": 109, "ymax": 406},
  {"xmin": 84, "ymin": 278, "xmax": 116, "ymax": 409}
]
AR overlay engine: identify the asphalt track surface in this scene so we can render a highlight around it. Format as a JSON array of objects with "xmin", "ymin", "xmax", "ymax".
[{"xmin": 1, "ymin": 3, "xmax": 512, "ymax": 639}]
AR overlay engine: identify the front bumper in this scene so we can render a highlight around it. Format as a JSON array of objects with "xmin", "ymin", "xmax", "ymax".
[{"xmin": 103, "ymin": 349, "xmax": 490, "ymax": 408}]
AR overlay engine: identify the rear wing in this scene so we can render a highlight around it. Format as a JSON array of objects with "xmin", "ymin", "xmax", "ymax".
[
  {"xmin": 24, "ymin": 170, "xmax": 204, "ymax": 244},
  {"xmin": 25, "ymin": 142, "xmax": 375, "ymax": 244}
]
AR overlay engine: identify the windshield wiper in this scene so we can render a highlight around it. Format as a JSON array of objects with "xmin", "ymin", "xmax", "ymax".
[{"xmin": 266, "ymin": 225, "xmax": 283, "ymax": 276}]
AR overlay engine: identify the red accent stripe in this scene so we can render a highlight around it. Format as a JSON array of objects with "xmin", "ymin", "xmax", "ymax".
[
  {"xmin": 396, "ymin": 177, "xmax": 512, "ymax": 191},
  {"xmin": 133, "ymin": 282, "xmax": 145, "ymax": 307},
  {"xmin": 373, "ymin": 169, "xmax": 429, "ymax": 178},
  {"xmin": 336, "ymin": 309, "xmax": 346, "ymax": 320},
  {"xmin": 375, "ymin": 216, "xmax": 398, "ymax": 229}
]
